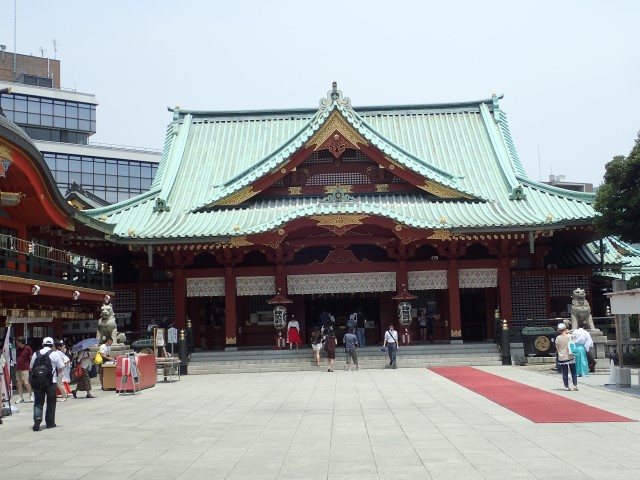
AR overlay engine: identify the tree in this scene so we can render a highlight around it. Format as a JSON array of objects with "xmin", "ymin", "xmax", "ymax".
[{"xmin": 594, "ymin": 132, "xmax": 640, "ymax": 243}]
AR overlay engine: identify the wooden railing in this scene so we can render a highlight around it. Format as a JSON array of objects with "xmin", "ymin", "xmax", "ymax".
[{"xmin": 0, "ymin": 234, "xmax": 112, "ymax": 290}]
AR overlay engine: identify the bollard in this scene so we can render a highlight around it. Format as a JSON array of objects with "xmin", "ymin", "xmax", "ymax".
[
  {"xmin": 501, "ymin": 319, "xmax": 512, "ymax": 365},
  {"xmin": 186, "ymin": 318, "xmax": 194, "ymax": 354},
  {"xmin": 179, "ymin": 329, "xmax": 188, "ymax": 375}
]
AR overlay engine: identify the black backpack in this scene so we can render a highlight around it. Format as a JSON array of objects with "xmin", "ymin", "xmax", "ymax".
[{"xmin": 30, "ymin": 351, "xmax": 53, "ymax": 391}]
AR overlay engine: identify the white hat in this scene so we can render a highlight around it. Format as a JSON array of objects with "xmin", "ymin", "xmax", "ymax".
[
  {"xmin": 43, "ymin": 337, "xmax": 54, "ymax": 346},
  {"xmin": 557, "ymin": 323, "xmax": 567, "ymax": 331}
]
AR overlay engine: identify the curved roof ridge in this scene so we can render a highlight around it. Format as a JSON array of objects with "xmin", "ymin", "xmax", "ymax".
[
  {"xmin": 150, "ymin": 122, "xmax": 180, "ymax": 190},
  {"xmin": 84, "ymin": 188, "xmax": 159, "ymax": 217},
  {"xmin": 518, "ymin": 177, "xmax": 595, "ymax": 202},
  {"xmin": 339, "ymin": 104, "xmax": 457, "ymax": 182},
  {"xmin": 189, "ymin": 109, "xmax": 329, "ymax": 211},
  {"xmin": 168, "ymin": 95, "xmax": 503, "ymax": 119}
]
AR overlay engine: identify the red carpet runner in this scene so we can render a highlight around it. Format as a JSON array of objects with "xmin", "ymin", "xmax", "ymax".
[{"xmin": 430, "ymin": 367, "xmax": 636, "ymax": 423}]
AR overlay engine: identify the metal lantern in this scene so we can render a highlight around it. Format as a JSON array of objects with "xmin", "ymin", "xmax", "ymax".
[
  {"xmin": 398, "ymin": 301, "xmax": 412, "ymax": 327},
  {"xmin": 273, "ymin": 305, "xmax": 287, "ymax": 330}
]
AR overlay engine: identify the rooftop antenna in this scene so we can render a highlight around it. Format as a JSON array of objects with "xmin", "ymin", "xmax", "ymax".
[
  {"xmin": 52, "ymin": 38, "xmax": 57, "ymax": 60},
  {"xmin": 538, "ymin": 146, "xmax": 541, "ymax": 181},
  {"xmin": 13, "ymin": 0, "xmax": 17, "ymax": 78},
  {"xmin": 40, "ymin": 46, "xmax": 45, "ymax": 57}
]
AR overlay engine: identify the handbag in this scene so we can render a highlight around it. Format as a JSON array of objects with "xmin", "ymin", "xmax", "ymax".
[
  {"xmin": 569, "ymin": 341, "xmax": 577, "ymax": 354},
  {"xmin": 94, "ymin": 351, "xmax": 103, "ymax": 365},
  {"xmin": 74, "ymin": 363, "xmax": 83, "ymax": 379}
]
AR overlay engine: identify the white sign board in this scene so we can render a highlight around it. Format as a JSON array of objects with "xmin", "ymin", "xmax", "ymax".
[{"xmin": 167, "ymin": 327, "xmax": 178, "ymax": 344}]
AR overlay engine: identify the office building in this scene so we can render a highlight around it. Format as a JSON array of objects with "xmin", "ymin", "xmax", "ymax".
[{"xmin": 0, "ymin": 50, "xmax": 160, "ymax": 204}]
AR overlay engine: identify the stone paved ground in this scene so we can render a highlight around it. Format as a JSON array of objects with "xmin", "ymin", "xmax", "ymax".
[{"xmin": 1, "ymin": 366, "xmax": 639, "ymax": 480}]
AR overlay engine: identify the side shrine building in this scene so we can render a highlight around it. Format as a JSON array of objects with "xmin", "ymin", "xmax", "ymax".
[{"xmin": 81, "ymin": 84, "xmax": 602, "ymax": 349}]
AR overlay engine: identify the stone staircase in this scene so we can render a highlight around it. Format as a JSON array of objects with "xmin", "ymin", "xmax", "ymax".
[{"xmin": 186, "ymin": 342, "xmax": 502, "ymax": 374}]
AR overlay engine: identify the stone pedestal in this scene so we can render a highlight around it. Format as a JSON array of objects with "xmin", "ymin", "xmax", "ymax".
[
  {"xmin": 617, "ymin": 367, "xmax": 631, "ymax": 388},
  {"xmin": 590, "ymin": 332, "xmax": 608, "ymax": 360}
]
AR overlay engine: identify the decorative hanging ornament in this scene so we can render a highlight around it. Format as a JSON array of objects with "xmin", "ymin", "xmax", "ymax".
[
  {"xmin": 31, "ymin": 285, "xmax": 40, "ymax": 295},
  {"xmin": 72, "ymin": 290, "xmax": 80, "ymax": 300}
]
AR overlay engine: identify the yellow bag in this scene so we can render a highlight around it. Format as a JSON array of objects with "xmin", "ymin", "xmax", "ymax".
[{"xmin": 94, "ymin": 352, "xmax": 103, "ymax": 365}]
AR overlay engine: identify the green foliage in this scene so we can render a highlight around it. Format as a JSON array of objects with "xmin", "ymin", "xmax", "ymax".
[
  {"xmin": 594, "ymin": 132, "xmax": 640, "ymax": 243},
  {"xmin": 628, "ymin": 276, "xmax": 640, "ymax": 289}
]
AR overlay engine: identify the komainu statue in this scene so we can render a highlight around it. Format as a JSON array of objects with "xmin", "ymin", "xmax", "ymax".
[
  {"xmin": 570, "ymin": 288, "xmax": 595, "ymax": 331},
  {"xmin": 96, "ymin": 299, "xmax": 120, "ymax": 343}
]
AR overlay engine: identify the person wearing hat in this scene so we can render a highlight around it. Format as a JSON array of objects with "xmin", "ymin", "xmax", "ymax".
[
  {"xmin": 555, "ymin": 323, "xmax": 578, "ymax": 391},
  {"xmin": 29, "ymin": 337, "xmax": 65, "ymax": 431}
]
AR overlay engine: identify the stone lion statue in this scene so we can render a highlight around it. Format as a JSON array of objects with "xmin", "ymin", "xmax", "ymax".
[
  {"xmin": 570, "ymin": 288, "xmax": 595, "ymax": 331},
  {"xmin": 96, "ymin": 301, "xmax": 120, "ymax": 343}
]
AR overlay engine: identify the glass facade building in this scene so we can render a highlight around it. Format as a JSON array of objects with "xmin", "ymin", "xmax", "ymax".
[
  {"xmin": 1, "ymin": 79, "xmax": 160, "ymax": 205},
  {"xmin": 43, "ymin": 153, "xmax": 158, "ymax": 204},
  {"xmin": 0, "ymin": 92, "xmax": 96, "ymax": 144}
]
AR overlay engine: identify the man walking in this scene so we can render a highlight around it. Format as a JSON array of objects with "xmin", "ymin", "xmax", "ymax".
[
  {"xmin": 343, "ymin": 327, "xmax": 359, "ymax": 371},
  {"xmin": 30, "ymin": 337, "xmax": 64, "ymax": 431},
  {"xmin": 383, "ymin": 325, "xmax": 399, "ymax": 369},
  {"xmin": 15, "ymin": 336, "xmax": 33, "ymax": 403}
]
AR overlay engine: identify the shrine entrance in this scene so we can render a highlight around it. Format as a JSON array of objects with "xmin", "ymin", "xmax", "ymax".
[
  {"xmin": 460, "ymin": 289, "xmax": 488, "ymax": 341},
  {"xmin": 303, "ymin": 294, "xmax": 382, "ymax": 344}
]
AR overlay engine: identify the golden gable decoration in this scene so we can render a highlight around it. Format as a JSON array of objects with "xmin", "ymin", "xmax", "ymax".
[
  {"xmin": 212, "ymin": 186, "xmax": 259, "ymax": 207},
  {"xmin": 311, "ymin": 214, "xmax": 368, "ymax": 229},
  {"xmin": 421, "ymin": 180, "xmax": 470, "ymax": 199},
  {"xmin": 305, "ymin": 111, "xmax": 368, "ymax": 157}
]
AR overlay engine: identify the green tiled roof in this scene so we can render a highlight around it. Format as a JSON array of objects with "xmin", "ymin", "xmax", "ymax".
[{"xmin": 85, "ymin": 86, "xmax": 596, "ymax": 243}]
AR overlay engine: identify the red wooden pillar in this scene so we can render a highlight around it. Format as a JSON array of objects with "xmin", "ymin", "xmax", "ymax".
[
  {"xmin": 498, "ymin": 257, "xmax": 513, "ymax": 321},
  {"xmin": 224, "ymin": 265, "xmax": 238, "ymax": 350},
  {"xmin": 173, "ymin": 268, "xmax": 186, "ymax": 329},
  {"xmin": 447, "ymin": 259, "xmax": 462, "ymax": 343}
]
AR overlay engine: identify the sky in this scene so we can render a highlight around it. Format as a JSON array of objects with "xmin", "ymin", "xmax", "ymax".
[{"xmin": 1, "ymin": 0, "xmax": 638, "ymax": 187}]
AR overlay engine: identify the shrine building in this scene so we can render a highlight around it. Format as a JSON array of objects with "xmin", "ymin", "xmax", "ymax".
[{"xmin": 80, "ymin": 84, "xmax": 603, "ymax": 349}]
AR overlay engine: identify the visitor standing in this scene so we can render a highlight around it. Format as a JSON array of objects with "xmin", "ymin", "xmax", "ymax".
[
  {"xmin": 30, "ymin": 337, "xmax": 65, "ymax": 431},
  {"xmin": 99, "ymin": 338, "xmax": 115, "ymax": 389},
  {"xmin": 426, "ymin": 315, "xmax": 435, "ymax": 343},
  {"xmin": 343, "ymin": 327, "xmax": 359, "ymax": 371},
  {"xmin": 71, "ymin": 349, "xmax": 94, "ymax": 398},
  {"xmin": 287, "ymin": 315, "xmax": 302, "ymax": 350},
  {"xmin": 418, "ymin": 312, "xmax": 427, "ymax": 343},
  {"xmin": 325, "ymin": 328, "xmax": 337, "ymax": 372},
  {"xmin": 572, "ymin": 322, "xmax": 591, "ymax": 377},
  {"xmin": 15, "ymin": 336, "xmax": 33, "ymax": 403},
  {"xmin": 555, "ymin": 323, "xmax": 578, "ymax": 391},
  {"xmin": 383, "ymin": 325, "xmax": 399, "ymax": 369},
  {"xmin": 53, "ymin": 341, "xmax": 70, "ymax": 401},
  {"xmin": 355, "ymin": 308, "xmax": 366, "ymax": 348},
  {"xmin": 310, "ymin": 327, "xmax": 322, "ymax": 366}
]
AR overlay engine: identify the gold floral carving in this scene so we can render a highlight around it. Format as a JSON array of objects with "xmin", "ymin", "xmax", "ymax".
[
  {"xmin": 428, "ymin": 230, "xmax": 452, "ymax": 241},
  {"xmin": 226, "ymin": 337, "xmax": 237, "ymax": 345},
  {"xmin": 450, "ymin": 330, "xmax": 462, "ymax": 338},
  {"xmin": 305, "ymin": 111, "xmax": 368, "ymax": 152},
  {"xmin": 288, "ymin": 187, "xmax": 302, "ymax": 195},
  {"xmin": 277, "ymin": 228, "xmax": 285, "ymax": 236},
  {"xmin": 421, "ymin": 181, "xmax": 471, "ymax": 199},
  {"xmin": 266, "ymin": 240, "xmax": 282, "ymax": 249},
  {"xmin": 324, "ymin": 185, "xmax": 353, "ymax": 194},
  {"xmin": 212, "ymin": 186, "xmax": 259, "ymax": 207},
  {"xmin": 375, "ymin": 184, "xmax": 389, "ymax": 192},
  {"xmin": 311, "ymin": 214, "xmax": 368, "ymax": 229},
  {"xmin": 0, "ymin": 144, "xmax": 14, "ymax": 162},
  {"xmin": 229, "ymin": 236, "xmax": 252, "ymax": 248}
]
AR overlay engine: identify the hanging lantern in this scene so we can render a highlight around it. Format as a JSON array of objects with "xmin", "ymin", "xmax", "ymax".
[
  {"xmin": 398, "ymin": 301, "xmax": 412, "ymax": 327},
  {"xmin": 273, "ymin": 305, "xmax": 287, "ymax": 331}
]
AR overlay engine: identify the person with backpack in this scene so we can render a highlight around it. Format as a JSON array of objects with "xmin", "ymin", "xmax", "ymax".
[{"xmin": 29, "ymin": 337, "xmax": 65, "ymax": 431}]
